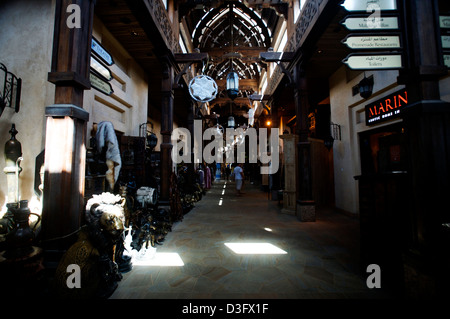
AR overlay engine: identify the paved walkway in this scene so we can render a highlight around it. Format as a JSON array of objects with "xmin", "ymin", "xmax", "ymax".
[{"xmin": 110, "ymin": 179, "xmax": 390, "ymax": 299}]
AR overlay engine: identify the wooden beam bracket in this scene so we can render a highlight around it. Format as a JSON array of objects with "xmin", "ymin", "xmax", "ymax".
[
  {"xmin": 173, "ymin": 52, "xmax": 209, "ymax": 89},
  {"xmin": 260, "ymin": 51, "xmax": 296, "ymax": 85}
]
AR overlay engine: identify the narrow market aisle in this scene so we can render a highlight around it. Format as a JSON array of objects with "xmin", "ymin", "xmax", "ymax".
[{"xmin": 110, "ymin": 179, "xmax": 387, "ymax": 299}]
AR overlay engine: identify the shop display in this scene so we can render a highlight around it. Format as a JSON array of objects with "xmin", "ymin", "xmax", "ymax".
[
  {"xmin": 93, "ymin": 121, "xmax": 122, "ymax": 192},
  {"xmin": 55, "ymin": 192, "xmax": 126, "ymax": 298},
  {"xmin": 3, "ymin": 124, "xmax": 22, "ymax": 204}
]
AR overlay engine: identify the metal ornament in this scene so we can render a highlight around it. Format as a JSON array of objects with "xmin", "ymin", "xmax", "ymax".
[{"xmin": 188, "ymin": 75, "xmax": 218, "ymax": 103}]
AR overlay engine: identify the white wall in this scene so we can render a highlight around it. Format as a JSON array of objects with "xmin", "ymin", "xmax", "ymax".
[
  {"xmin": 85, "ymin": 16, "xmax": 148, "ymax": 139},
  {"xmin": 0, "ymin": 4, "xmax": 152, "ymax": 216},
  {"xmin": 0, "ymin": 0, "xmax": 56, "ymax": 214}
]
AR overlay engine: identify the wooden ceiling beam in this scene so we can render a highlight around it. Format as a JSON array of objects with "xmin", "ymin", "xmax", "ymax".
[{"xmin": 207, "ymin": 47, "xmax": 267, "ymax": 60}]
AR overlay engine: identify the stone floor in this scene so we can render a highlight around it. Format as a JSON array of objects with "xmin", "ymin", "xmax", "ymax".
[{"xmin": 110, "ymin": 179, "xmax": 392, "ymax": 299}]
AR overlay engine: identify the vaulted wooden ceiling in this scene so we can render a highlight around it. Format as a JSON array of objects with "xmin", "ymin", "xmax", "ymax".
[{"xmin": 93, "ymin": 0, "xmax": 350, "ymax": 128}]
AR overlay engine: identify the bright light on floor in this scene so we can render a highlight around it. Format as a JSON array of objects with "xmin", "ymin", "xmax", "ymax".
[
  {"xmin": 224, "ymin": 243, "xmax": 287, "ymax": 255},
  {"xmin": 264, "ymin": 227, "xmax": 273, "ymax": 232},
  {"xmin": 132, "ymin": 252, "xmax": 185, "ymax": 266}
]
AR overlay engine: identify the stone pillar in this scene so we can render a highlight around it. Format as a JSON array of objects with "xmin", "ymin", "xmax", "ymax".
[
  {"xmin": 40, "ymin": 0, "xmax": 94, "ymax": 262},
  {"xmin": 399, "ymin": 0, "xmax": 450, "ymax": 298},
  {"xmin": 159, "ymin": 61, "xmax": 174, "ymax": 205},
  {"xmin": 294, "ymin": 66, "xmax": 315, "ymax": 221},
  {"xmin": 279, "ymin": 134, "xmax": 298, "ymax": 215}
]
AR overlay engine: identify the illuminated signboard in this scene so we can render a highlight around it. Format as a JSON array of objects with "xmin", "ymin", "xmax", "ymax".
[{"xmin": 365, "ymin": 89, "xmax": 409, "ymax": 125}]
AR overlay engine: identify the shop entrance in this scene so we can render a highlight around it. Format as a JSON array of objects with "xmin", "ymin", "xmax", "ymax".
[
  {"xmin": 356, "ymin": 122, "xmax": 414, "ymax": 296},
  {"xmin": 359, "ymin": 123, "xmax": 407, "ymax": 175}
]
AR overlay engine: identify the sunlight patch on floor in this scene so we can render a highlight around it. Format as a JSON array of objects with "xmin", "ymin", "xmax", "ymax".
[
  {"xmin": 132, "ymin": 251, "xmax": 185, "ymax": 266},
  {"xmin": 224, "ymin": 242, "xmax": 287, "ymax": 255}
]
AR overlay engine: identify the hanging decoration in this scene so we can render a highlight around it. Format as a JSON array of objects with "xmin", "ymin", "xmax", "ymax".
[{"xmin": 188, "ymin": 75, "xmax": 218, "ymax": 103}]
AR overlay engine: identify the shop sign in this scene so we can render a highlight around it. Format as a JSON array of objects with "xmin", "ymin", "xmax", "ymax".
[
  {"xmin": 91, "ymin": 37, "xmax": 114, "ymax": 66},
  {"xmin": 341, "ymin": 0, "xmax": 397, "ymax": 12},
  {"xmin": 343, "ymin": 53, "xmax": 403, "ymax": 70},
  {"xmin": 365, "ymin": 89, "xmax": 409, "ymax": 125},
  {"xmin": 444, "ymin": 54, "xmax": 450, "ymax": 69},
  {"xmin": 90, "ymin": 72, "xmax": 114, "ymax": 96},
  {"xmin": 342, "ymin": 34, "xmax": 401, "ymax": 49},
  {"xmin": 341, "ymin": 16, "xmax": 399, "ymax": 31},
  {"xmin": 441, "ymin": 35, "xmax": 450, "ymax": 49},
  {"xmin": 440, "ymin": 16, "xmax": 450, "ymax": 29},
  {"xmin": 90, "ymin": 56, "xmax": 112, "ymax": 81}
]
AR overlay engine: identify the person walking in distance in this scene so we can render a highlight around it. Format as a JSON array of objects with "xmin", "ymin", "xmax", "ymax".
[{"xmin": 233, "ymin": 163, "xmax": 245, "ymax": 196}]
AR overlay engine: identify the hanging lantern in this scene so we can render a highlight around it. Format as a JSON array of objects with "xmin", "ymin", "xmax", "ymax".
[
  {"xmin": 226, "ymin": 70, "xmax": 239, "ymax": 100},
  {"xmin": 358, "ymin": 74, "xmax": 373, "ymax": 99},
  {"xmin": 227, "ymin": 115, "xmax": 235, "ymax": 128},
  {"xmin": 324, "ymin": 135, "xmax": 334, "ymax": 151},
  {"xmin": 146, "ymin": 132, "xmax": 158, "ymax": 151}
]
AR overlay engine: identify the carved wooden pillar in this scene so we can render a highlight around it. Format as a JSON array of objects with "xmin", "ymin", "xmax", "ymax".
[
  {"xmin": 41, "ymin": 0, "xmax": 94, "ymax": 259},
  {"xmin": 160, "ymin": 61, "xmax": 174, "ymax": 205},
  {"xmin": 399, "ymin": 0, "xmax": 450, "ymax": 297},
  {"xmin": 186, "ymin": 100, "xmax": 196, "ymax": 188},
  {"xmin": 294, "ymin": 65, "xmax": 315, "ymax": 221}
]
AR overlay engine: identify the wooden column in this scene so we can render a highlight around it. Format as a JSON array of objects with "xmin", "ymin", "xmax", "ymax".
[
  {"xmin": 294, "ymin": 65, "xmax": 316, "ymax": 221},
  {"xmin": 280, "ymin": 134, "xmax": 298, "ymax": 215},
  {"xmin": 159, "ymin": 61, "xmax": 174, "ymax": 205},
  {"xmin": 41, "ymin": 0, "xmax": 94, "ymax": 258},
  {"xmin": 399, "ymin": 0, "xmax": 450, "ymax": 297}
]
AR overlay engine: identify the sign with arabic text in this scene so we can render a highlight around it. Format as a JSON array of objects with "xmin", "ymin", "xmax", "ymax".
[
  {"xmin": 90, "ymin": 56, "xmax": 112, "ymax": 81},
  {"xmin": 342, "ymin": 34, "xmax": 401, "ymax": 49},
  {"xmin": 440, "ymin": 16, "xmax": 450, "ymax": 29},
  {"xmin": 91, "ymin": 37, "xmax": 114, "ymax": 66},
  {"xmin": 444, "ymin": 54, "xmax": 450, "ymax": 69},
  {"xmin": 441, "ymin": 35, "xmax": 450, "ymax": 49},
  {"xmin": 341, "ymin": 16, "xmax": 399, "ymax": 30},
  {"xmin": 343, "ymin": 54, "xmax": 403, "ymax": 70},
  {"xmin": 90, "ymin": 72, "xmax": 114, "ymax": 96}
]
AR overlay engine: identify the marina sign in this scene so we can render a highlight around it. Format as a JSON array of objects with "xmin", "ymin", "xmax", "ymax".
[
  {"xmin": 365, "ymin": 89, "xmax": 409, "ymax": 125},
  {"xmin": 342, "ymin": 34, "xmax": 401, "ymax": 49}
]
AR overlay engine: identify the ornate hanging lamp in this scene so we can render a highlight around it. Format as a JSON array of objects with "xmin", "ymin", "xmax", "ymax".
[
  {"xmin": 226, "ymin": 6, "xmax": 239, "ymax": 101},
  {"xmin": 226, "ymin": 65, "xmax": 239, "ymax": 100}
]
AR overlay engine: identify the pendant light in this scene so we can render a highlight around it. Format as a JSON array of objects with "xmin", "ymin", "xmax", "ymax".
[
  {"xmin": 226, "ymin": 69, "xmax": 239, "ymax": 100},
  {"xmin": 226, "ymin": 5, "xmax": 239, "ymax": 101}
]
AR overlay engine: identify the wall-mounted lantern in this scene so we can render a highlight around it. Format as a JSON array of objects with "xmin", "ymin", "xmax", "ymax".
[
  {"xmin": 0, "ymin": 63, "xmax": 22, "ymax": 118},
  {"xmin": 324, "ymin": 122, "xmax": 341, "ymax": 151},
  {"xmin": 358, "ymin": 74, "xmax": 374, "ymax": 99}
]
